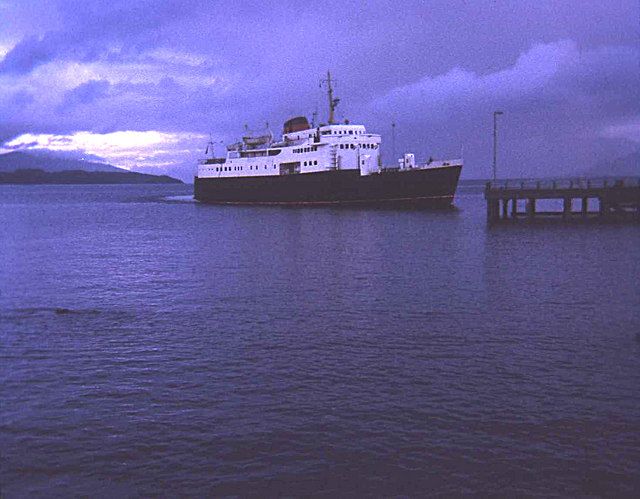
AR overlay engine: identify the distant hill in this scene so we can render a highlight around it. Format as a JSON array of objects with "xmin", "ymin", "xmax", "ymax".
[
  {"xmin": 0, "ymin": 150, "xmax": 183, "ymax": 183},
  {"xmin": 0, "ymin": 168, "xmax": 182, "ymax": 184},
  {"xmin": 0, "ymin": 151, "xmax": 124, "ymax": 173},
  {"xmin": 586, "ymin": 151, "xmax": 640, "ymax": 177}
]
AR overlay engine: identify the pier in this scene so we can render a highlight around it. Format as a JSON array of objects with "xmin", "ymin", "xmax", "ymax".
[{"xmin": 485, "ymin": 177, "xmax": 640, "ymax": 223}]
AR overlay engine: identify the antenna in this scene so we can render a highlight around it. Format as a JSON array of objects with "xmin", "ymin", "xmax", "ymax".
[
  {"xmin": 266, "ymin": 122, "xmax": 273, "ymax": 144},
  {"xmin": 205, "ymin": 132, "xmax": 214, "ymax": 156},
  {"xmin": 311, "ymin": 109, "xmax": 318, "ymax": 128},
  {"xmin": 320, "ymin": 70, "xmax": 340, "ymax": 125},
  {"xmin": 205, "ymin": 133, "xmax": 223, "ymax": 157}
]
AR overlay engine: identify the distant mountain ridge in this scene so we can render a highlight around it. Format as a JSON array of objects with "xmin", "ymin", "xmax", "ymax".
[
  {"xmin": 0, "ymin": 150, "xmax": 183, "ymax": 183},
  {"xmin": 0, "ymin": 168, "xmax": 182, "ymax": 184},
  {"xmin": 0, "ymin": 151, "xmax": 123, "ymax": 173}
]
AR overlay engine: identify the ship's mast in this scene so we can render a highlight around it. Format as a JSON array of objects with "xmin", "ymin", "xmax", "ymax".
[{"xmin": 321, "ymin": 71, "xmax": 340, "ymax": 125}]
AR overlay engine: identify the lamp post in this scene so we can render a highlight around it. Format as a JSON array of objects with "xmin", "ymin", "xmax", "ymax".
[
  {"xmin": 493, "ymin": 111, "xmax": 503, "ymax": 182},
  {"xmin": 391, "ymin": 122, "xmax": 396, "ymax": 163}
]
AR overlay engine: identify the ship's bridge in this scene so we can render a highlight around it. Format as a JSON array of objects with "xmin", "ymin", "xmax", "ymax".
[
  {"xmin": 319, "ymin": 124, "xmax": 367, "ymax": 136},
  {"xmin": 283, "ymin": 124, "xmax": 372, "ymax": 143}
]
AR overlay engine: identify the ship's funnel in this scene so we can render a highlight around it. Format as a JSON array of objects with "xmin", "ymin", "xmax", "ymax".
[{"xmin": 283, "ymin": 116, "xmax": 311, "ymax": 134}]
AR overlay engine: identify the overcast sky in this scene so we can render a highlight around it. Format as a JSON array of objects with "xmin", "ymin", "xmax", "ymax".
[{"xmin": 0, "ymin": 0, "xmax": 638, "ymax": 179}]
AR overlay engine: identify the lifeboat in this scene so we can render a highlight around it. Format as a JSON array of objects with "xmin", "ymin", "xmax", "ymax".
[
  {"xmin": 242, "ymin": 133, "xmax": 272, "ymax": 148},
  {"xmin": 226, "ymin": 141, "xmax": 243, "ymax": 151}
]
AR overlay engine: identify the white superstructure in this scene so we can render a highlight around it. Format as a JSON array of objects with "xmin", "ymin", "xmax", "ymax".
[{"xmin": 197, "ymin": 122, "xmax": 383, "ymax": 179}]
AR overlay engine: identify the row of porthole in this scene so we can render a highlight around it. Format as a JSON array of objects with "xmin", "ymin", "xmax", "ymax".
[
  {"xmin": 215, "ymin": 166, "xmax": 241, "ymax": 172},
  {"xmin": 294, "ymin": 146, "xmax": 318, "ymax": 153},
  {"xmin": 332, "ymin": 129, "xmax": 362, "ymax": 135},
  {"xmin": 303, "ymin": 160, "xmax": 319, "ymax": 167},
  {"xmin": 339, "ymin": 143, "xmax": 378, "ymax": 150},
  {"xmin": 215, "ymin": 165, "xmax": 277, "ymax": 172}
]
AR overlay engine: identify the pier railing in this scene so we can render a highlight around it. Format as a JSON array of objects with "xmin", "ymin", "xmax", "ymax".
[
  {"xmin": 484, "ymin": 177, "xmax": 640, "ymax": 222},
  {"xmin": 486, "ymin": 177, "xmax": 640, "ymax": 192}
]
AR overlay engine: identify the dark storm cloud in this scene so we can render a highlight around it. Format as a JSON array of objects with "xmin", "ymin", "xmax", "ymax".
[
  {"xmin": 59, "ymin": 79, "xmax": 111, "ymax": 109},
  {"xmin": 0, "ymin": 0, "xmax": 638, "ymax": 177},
  {"xmin": 0, "ymin": 0, "xmax": 204, "ymax": 74},
  {"xmin": 0, "ymin": 35, "xmax": 57, "ymax": 74},
  {"xmin": 366, "ymin": 41, "xmax": 639, "ymax": 176}
]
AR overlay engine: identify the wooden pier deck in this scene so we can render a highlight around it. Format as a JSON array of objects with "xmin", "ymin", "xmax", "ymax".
[{"xmin": 485, "ymin": 177, "xmax": 640, "ymax": 222}]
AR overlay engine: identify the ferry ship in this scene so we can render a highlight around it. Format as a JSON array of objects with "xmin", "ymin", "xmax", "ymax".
[{"xmin": 194, "ymin": 72, "xmax": 462, "ymax": 206}]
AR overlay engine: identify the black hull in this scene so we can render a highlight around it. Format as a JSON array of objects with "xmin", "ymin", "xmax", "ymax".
[{"xmin": 194, "ymin": 165, "xmax": 461, "ymax": 207}]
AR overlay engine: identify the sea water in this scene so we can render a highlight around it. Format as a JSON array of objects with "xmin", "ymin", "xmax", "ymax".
[{"xmin": 1, "ymin": 184, "xmax": 639, "ymax": 496}]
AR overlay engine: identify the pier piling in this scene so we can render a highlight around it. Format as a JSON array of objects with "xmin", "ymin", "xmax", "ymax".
[
  {"xmin": 527, "ymin": 198, "xmax": 536, "ymax": 218},
  {"xmin": 563, "ymin": 197, "xmax": 571, "ymax": 219},
  {"xmin": 485, "ymin": 177, "xmax": 640, "ymax": 223}
]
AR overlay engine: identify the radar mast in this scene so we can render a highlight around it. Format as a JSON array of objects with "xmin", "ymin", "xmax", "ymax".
[{"xmin": 321, "ymin": 71, "xmax": 340, "ymax": 125}]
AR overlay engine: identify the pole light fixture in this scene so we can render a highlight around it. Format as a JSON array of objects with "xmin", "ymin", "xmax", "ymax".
[{"xmin": 493, "ymin": 111, "xmax": 504, "ymax": 182}]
